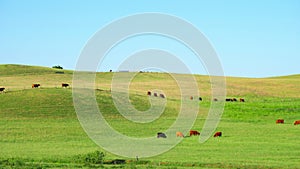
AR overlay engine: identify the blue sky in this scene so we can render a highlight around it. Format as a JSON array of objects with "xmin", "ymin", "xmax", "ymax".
[{"xmin": 0, "ymin": 0, "xmax": 299, "ymax": 77}]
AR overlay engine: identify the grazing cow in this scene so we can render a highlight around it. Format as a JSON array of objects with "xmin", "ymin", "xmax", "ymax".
[
  {"xmin": 147, "ymin": 91, "xmax": 151, "ymax": 96},
  {"xmin": 276, "ymin": 119, "xmax": 284, "ymax": 124},
  {"xmin": 157, "ymin": 132, "xmax": 167, "ymax": 138},
  {"xmin": 189, "ymin": 130, "xmax": 200, "ymax": 136},
  {"xmin": 199, "ymin": 97, "xmax": 202, "ymax": 101},
  {"xmin": 213, "ymin": 98, "xmax": 218, "ymax": 101},
  {"xmin": 240, "ymin": 98, "xmax": 245, "ymax": 102},
  {"xmin": 233, "ymin": 98, "xmax": 237, "ymax": 102},
  {"xmin": 32, "ymin": 84, "xmax": 40, "ymax": 88},
  {"xmin": 0, "ymin": 87, "xmax": 5, "ymax": 92},
  {"xmin": 154, "ymin": 93, "xmax": 158, "ymax": 97},
  {"xmin": 294, "ymin": 120, "xmax": 300, "ymax": 125},
  {"xmin": 190, "ymin": 96, "xmax": 193, "ymax": 100},
  {"xmin": 226, "ymin": 98, "xmax": 232, "ymax": 102},
  {"xmin": 214, "ymin": 131, "xmax": 222, "ymax": 137},
  {"xmin": 159, "ymin": 94, "xmax": 165, "ymax": 98},
  {"xmin": 176, "ymin": 131, "xmax": 184, "ymax": 137},
  {"xmin": 62, "ymin": 83, "xmax": 69, "ymax": 88}
]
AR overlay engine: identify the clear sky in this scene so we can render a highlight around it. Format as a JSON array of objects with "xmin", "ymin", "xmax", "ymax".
[{"xmin": 0, "ymin": 0, "xmax": 299, "ymax": 77}]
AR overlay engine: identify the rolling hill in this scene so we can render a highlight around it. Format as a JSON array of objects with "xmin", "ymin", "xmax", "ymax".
[{"xmin": 0, "ymin": 64, "xmax": 300, "ymax": 168}]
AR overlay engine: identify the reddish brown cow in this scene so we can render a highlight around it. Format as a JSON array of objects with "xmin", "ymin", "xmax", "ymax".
[
  {"xmin": 176, "ymin": 132, "xmax": 184, "ymax": 137},
  {"xmin": 32, "ymin": 84, "xmax": 40, "ymax": 88},
  {"xmin": 294, "ymin": 120, "xmax": 300, "ymax": 125},
  {"xmin": 147, "ymin": 91, "xmax": 151, "ymax": 96},
  {"xmin": 276, "ymin": 119, "xmax": 284, "ymax": 124},
  {"xmin": 189, "ymin": 130, "xmax": 200, "ymax": 136},
  {"xmin": 159, "ymin": 94, "xmax": 165, "ymax": 98},
  {"xmin": 214, "ymin": 131, "xmax": 222, "ymax": 137},
  {"xmin": 62, "ymin": 83, "xmax": 69, "ymax": 88},
  {"xmin": 240, "ymin": 98, "xmax": 245, "ymax": 102},
  {"xmin": 190, "ymin": 96, "xmax": 193, "ymax": 100}
]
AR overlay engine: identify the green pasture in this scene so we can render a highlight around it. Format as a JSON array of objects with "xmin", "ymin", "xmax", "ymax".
[{"xmin": 0, "ymin": 64, "xmax": 300, "ymax": 168}]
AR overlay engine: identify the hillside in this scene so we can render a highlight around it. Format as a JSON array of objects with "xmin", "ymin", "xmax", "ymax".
[
  {"xmin": 0, "ymin": 64, "xmax": 300, "ymax": 168},
  {"xmin": 1, "ymin": 64, "xmax": 299, "ymax": 98}
]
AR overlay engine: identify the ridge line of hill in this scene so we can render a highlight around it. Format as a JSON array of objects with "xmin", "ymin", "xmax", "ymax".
[{"xmin": 0, "ymin": 64, "xmax": 299, "ymax": 79}]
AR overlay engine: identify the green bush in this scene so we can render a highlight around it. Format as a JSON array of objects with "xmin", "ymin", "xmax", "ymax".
[
  {"xmin": 0, "ymin": 158, "xmax": 25, "ymax": 167},
  {"xmin": 73, "ymin": 150, "xmax": 105, "ymax": 165},
  {"xmin": 52, "ymin": 65, "xmax": 63, "ymax": 69}
]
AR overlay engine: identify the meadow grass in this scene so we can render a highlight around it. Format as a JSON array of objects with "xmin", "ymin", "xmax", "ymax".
[{"xmin": 0, "ymin": 64, "xmax": 300, "ymax": 168}]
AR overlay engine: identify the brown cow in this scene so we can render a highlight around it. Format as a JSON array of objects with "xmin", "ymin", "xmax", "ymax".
[
  {"xmin": 159, "ymin": 94, "xmax": 165, "ymax": 98},
  {"xmin": 240, "ymin": 98, "xmax": 245, "ymax": 102},
  {"xmin": 189, "ymin": 130, "xmax": 200, "ymax": 136},
  {"xmin": 213, "ymin": 98, "xmax": 218, "ymax": 101},
  {"xmin": 276, "ymin": 119, "xmax": 284, "ymax": 124},
  {"xmin": 190, "ymin": 96, "xmax": 193, "ymax": 100},
  {"xmin": 32, "ymin": 84, "xmax": 40, "ymax": 88},
  {"xmin": 214, "ymin": 131, "xmax": 222, "ymax": 137},
  {"xmin": 176, "ymin": 132, "xmax": 184, "ymax": 137},
  {"xmin": 147, "ymin": 91, "xmax": 151, "ymax": 96},
  {"xmin": 154, "ymin": 93, "xmax": 158, "ymax": 97},
  {"xmin": 294, "ymin": 120, "xmax": 300, "ymax": 125},
  {"xmin": 62, "ymin": 83, "xmax": 69, "ymax": 88}
]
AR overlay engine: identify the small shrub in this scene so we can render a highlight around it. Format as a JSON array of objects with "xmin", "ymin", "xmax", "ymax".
[
  {"xmin": 52, "ymin": 65, "xmax": 63, "ymax": 69},
  {"xmin": 0, "ymin": 158, "xmax": 25, "ymax": 167},
  {"xmin": 73, "ymin": 150, "xmax": 105, "ymax": 165}
]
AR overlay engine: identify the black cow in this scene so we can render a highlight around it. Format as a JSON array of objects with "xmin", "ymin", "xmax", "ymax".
[
  {"xmin": 0, "ymin": 87, "xmax": 5, "ymax": 92},
  {"xmin": 62, "ymin": 83, "xmax": 69, "ymax": 88},
  {"xmin": 157, "ymin": 132, "xmax": 167, "ymax": 138},
  {"xmin": 226, "ymin": 98, "xmax": 232, "ymax": 102}
]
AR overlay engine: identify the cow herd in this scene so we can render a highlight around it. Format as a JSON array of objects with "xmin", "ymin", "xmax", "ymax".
[
  {"xmin": 0, "ymin": 83, "xmax": 70, "ymax": 94},
  {"xmin": 148, "ymin": 90, "xmax": 299, "ymax": 140},
  {"xmin": 147, "ymin": 91, "xmax": 165, "ymax": 99},
  {"xmin": 156, "ymin": 117, "xmax": 300, "ymax": 140},
  {"xmin": 147, "ymin": 91, "xmax": 246, "ymax": 103},
  {"xmin": 157, "ymin": 130, "xmax": 222, "ymax": 138},
  {"xmin": 276, "ymin": 119, "xmax": 300, "ymax": 125},
  {"xmin": 224, "ymin": 98, "xmax": 245, "ymax": 102},
  {"xmin": 31, "ymin": 83, "xmax": 70, "ymax": 88}
]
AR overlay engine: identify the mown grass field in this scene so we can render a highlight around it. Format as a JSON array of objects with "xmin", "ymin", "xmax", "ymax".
[{"xmin": 0, "ymin": 64, "xmax": 300, "ymax": 168}]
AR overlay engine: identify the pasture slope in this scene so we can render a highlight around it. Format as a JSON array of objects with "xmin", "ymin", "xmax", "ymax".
[{"xmin": 0, "ymin": 64, "xmax": 300, "ymax": 169}]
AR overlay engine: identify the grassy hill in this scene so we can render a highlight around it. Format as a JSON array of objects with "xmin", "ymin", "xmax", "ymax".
[{"xmin": 0, "ymin": 64, "xmax": 300, "ymax": 168}]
